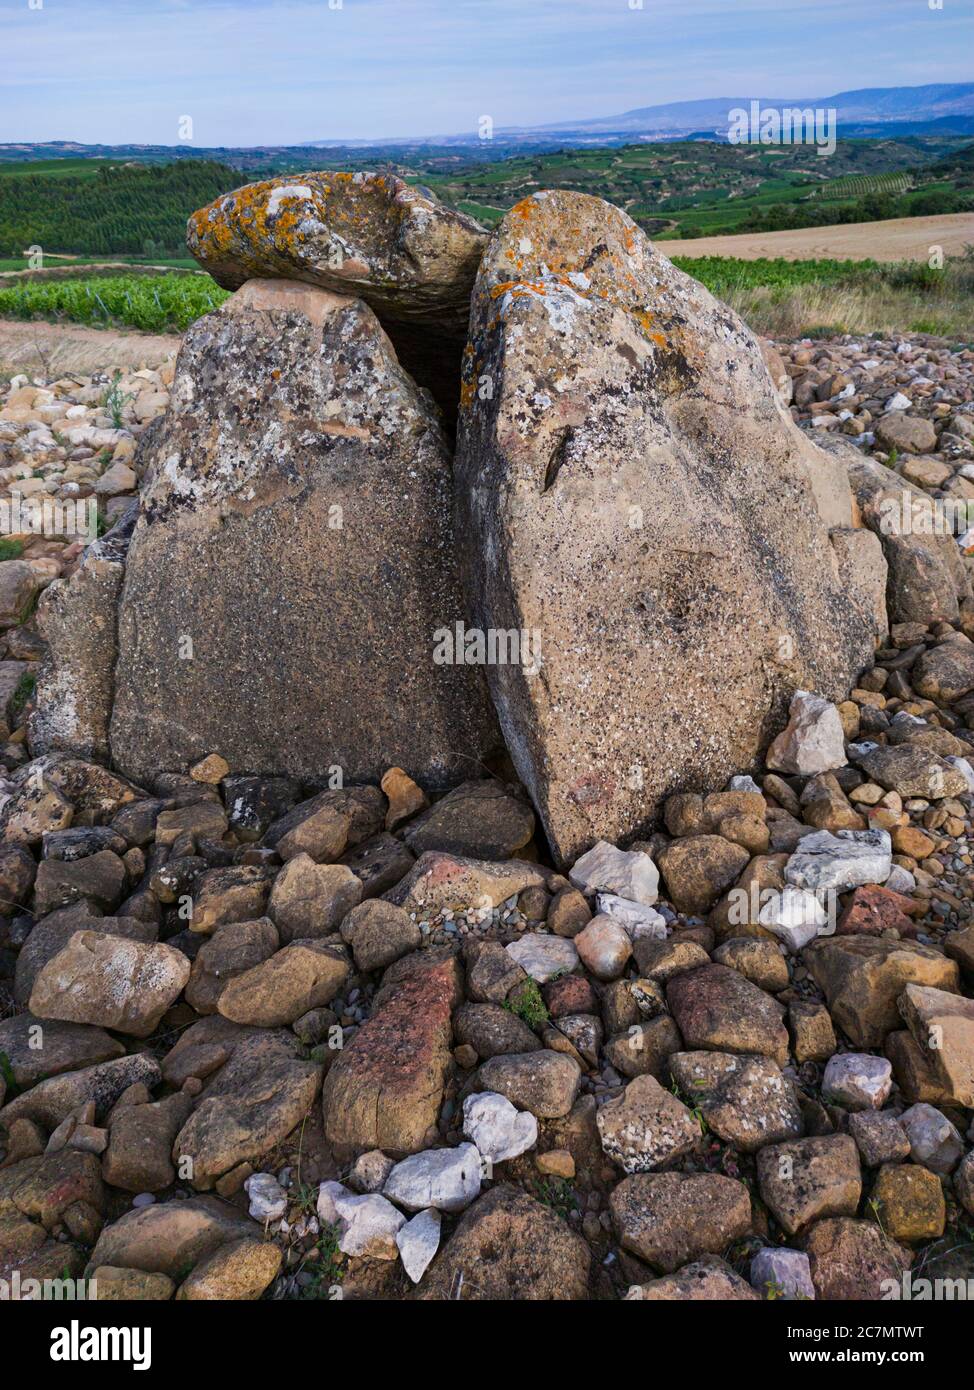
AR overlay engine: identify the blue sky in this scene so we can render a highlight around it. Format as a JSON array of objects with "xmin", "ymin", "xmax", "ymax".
[{"xmin": 1, "ymin": 0, "xmax": 971, "ymax": 145}]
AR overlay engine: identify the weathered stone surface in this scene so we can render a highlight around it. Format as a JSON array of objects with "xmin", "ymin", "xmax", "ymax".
[
  {"xmin": 822, "ymin": 1054, "xmax": 893, "ymax": 1110},
  {"xmin": 185, "ymin": 917, "xmax": 280, "ymax": 1015},
  {"xmin": 102, "ymin": 1093, "xmax": 194, "ymax": 1192},
  {"xmin": 414, "ymin": 1184, "xmax": 591, "ymax": 1300},
  {"xmin": 912, "ymin": 640, "xmax": 974, "ymax": 704},
  {"xmin": 804, "ymin": 937, "xmax": 959, "ymax": 1047},
  {"xmin": 461, "ymin": 1091, "xmax": 538, "ymax": 1165},
  {"xmin": 28, "ymin": 930, "xmax": 189, "ymax": 1037},
  {"xmin": 396, "ymin": 1207, "xmax": 441, "ymax": 1284},
  {"xmin": 217, "ymin": 939, "xmax": 349, "ymax": 1027},
  {"xmin": 455, "ymin": 190, "xmax": 884, "ymax": 865},
  {"xmin": 596, "ymin": 1073, "xmax": 699, "ymax": 1173},
  {"xmin": 177, "ymin": 1235, "xmax": 282, "ymax": 1300},
  {"xmin": 32, "ymin": 850, "xmax": 127, "ymax": 916},
  {"xmin": 0, "ymin": 1054, "xmax": 161, "ymax": 1130},
  {"xmin": 669, "ymin": 1051, "xmax": 803, "ymax": 1153},
  {"xmin": 749, "ymin": 1248, "xmax": 815, "ymax": 1302},
  {"xmin": 190, "ymin": 865, "xmax": 273, "ymax": 935},
  {"xmin": 402, "ymin": 779, "xmax": 535, "ymax": 860},
  {"xmin": 268, "ymin": 855, "xmax": 362, "ymax": 943},
  {"xmin": 505, "ymin": 933, "xmax": 578, "ymax": 983},
  {"xmin": 757, "ymin": 1136, "xmax": 862, "ymax": 1235},
  {"xmin": 848, "ymin": 1111, "xmax": 911, "ymax": 1168},
  {"xmin": 838, "ymin": 884, "xmax": 918, "ymax": 937},
  {"xmin": 803, "ymin": 1217, "xmax": 911, "ymax": 1300},
  {"xmin": 338, "ymin": 898, "xmax": 421, "ymax": 972},
  {"xmin": 898, "ymin": 983, "xmax": 974, "ymax": 1108},
  {"xmin": 869, "ymin": 1164, "xmax": 945, "ymax": 1244},
  {"xmin": 173, "ymin": 1046, "xmax": 322, "ymax": 1188},
  {"xmin": 0, "ymin": 779, "xmax": 73, "ymax": 848},
  {"xmin": 187, "ymin": 173, "xmax": 487, "ymax": 422},
  {"xmin": 845, "ymin": 453, "xmax": 971, "ymax": 624},
  {"xmin": 766, "ymin": 691, "xmax": 847, "ymax": 775},
  {"xmin": 91, "ymin": 1266, "xmax": 176, "ymax": 1301},
  {"xmin": 900, "ymin": 1102, "xmax": 964, "ymax": 1173},
  {"xmin": 276, "ymin": 802, "xmax": 350, "ymax": 863},
  {"xmin": 604, "ymin": 1014, "xmax": 683, "ymax": 1080},
  {"xmin": 29, "ymin": 524, "xmax": 130, "ymax": 762},
  {"xmin": 658, "ymin": 835, "xmax": 750, "ymax": 915},
  {"xmin": 109, "ymin": 278, "xmax": 498, "ymax": 788},
  {"xmin": 568, "ymin": 841, "xmax": 659, "ymax": 904},
  {"xmin": 784, "ymin": 827, "xmax": 891, "ymax": 893},
  {"xmin": 453, "ymin": 1002, "xmax": 541, "ymax": 1059},
  {"xmin": 713, "ymin": 936, "xmax": 788, "ymax": 992},
  {"xmin": 14, "ymin": 907, "xmax": 156, "ymax": 1004},
  {"xmin": 383, "ymin": 1143, "xmax": 481, "ymax": 1213},
  {"xmin": 464, "ymin": 939, "xmax": 526, "ymax": 1003},
  {"xmin": 666, "ymin": 964, "xmax": 789, "ymax": 1065},
  {"xmin": 0, "ymin": 1015, "xmax": 124, "ymax": 1087},
  {"xmin": 855, "ymin": 743, "xmax": 969, "ymax": 801},
  {"xmin": 475, "ymin": 1050, "xmax": 580, "ymax": 1118},
  {"xmin": 386, "ymin": 852, "xmax": 545, "ymax": 914},
  {"xmin": 321, "ymin": 948, "xmax": 462, "ymax": 1154},
  {"xmin": 88, "ymin": 1195, "xmax": 259, "ymax": 1278},
  {"xmin": 628, "ymin": 1255, "xmax": 760, "ymax": 1301},
  {"xmin": 610, "ymin": 1171, "xmax": 752, "ymax": 1272},
  {"xmin": 789, "ymin": 1000, "xmax": 837, "ymax": 1064},
  {"xmin": 570, "ymin": 916, "xmax": 632, "ymax": 981}
]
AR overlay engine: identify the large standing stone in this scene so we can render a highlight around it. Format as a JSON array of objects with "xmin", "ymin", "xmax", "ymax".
[
  {"xmin": 186, "ymin": 173, "xmax": 487, "ymax": 423},
  {"xmin": 454, "ymin": 190, "xmax": 885, "ymax": 864},
  {"xmin": 109, "ymin": 278, "xmax": 497, "ymax": 788}
]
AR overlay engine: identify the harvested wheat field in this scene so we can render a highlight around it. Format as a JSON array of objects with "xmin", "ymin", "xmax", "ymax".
[{"xmin": 664, "ymin": 212, "xmax": 974, "ymax": 262}]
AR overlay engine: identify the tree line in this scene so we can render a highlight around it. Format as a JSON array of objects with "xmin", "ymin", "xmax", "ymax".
[{"xmin": 0, "ymin": 160, "xmax": 245, "ymax": 257}]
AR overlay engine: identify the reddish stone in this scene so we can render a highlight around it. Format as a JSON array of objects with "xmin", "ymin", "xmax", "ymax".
[
  {"xmin": 321, "ymin": 947, "xmax": 462, "ymax": 1154},
  {"xmin": 543, "ymin": 974, "xmax": 597, "ymax": 1019},
  {"xmin": 666, "ymin": 964, "xmax": 789, "ymax": 1066},
  {"xmin": 838, "ymin": 885, "xmax": 919, "ymax": 938}
]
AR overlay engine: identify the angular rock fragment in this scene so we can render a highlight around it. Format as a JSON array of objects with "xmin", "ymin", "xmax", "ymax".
[
  {"xmin": 321, "ymin": 948, "xmax": 462, "ymax": 1154},
  {"xmin": 669, "ymin": 1051, "xmax": 803, "ymax": 1152},
  {"xmin": 28, "ymin": 931, "xmax": 190, "ymax": 1037},
  {"xmin": 804, "ymin": 937, "xmax": 959, "ymax": 1047},
  {"xmin": 596, "ymin": 1073, "xmax": 699, "ymax": 1173},
  {"xmin": 666, "ymin": 964, "xmax": 789, "ymax": 1066},
  {"xmin": 756, "ymin": 1135, "xmax": 862, "ymax": 1235},
  {"xmin": 610, "ymin": 1171, "xmax": 752, "ymax": 1272},
  {"xmin": 414, "ymin": 1184, "xmax": 591, "ymax": 1300}
]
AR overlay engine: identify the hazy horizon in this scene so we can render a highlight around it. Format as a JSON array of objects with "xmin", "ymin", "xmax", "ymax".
[{"xmin": 2, "ymin": 0, "xmax": 972, "ymax": 148}]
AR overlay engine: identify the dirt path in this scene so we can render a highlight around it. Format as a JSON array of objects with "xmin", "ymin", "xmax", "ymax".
[
  {"xmin": 0, "ymin": 261, "xmax": 197, "ymax": 279},
  {"xmin": 659, "ymin": 212, "xmax": 974, "ymax": 262},
  {"xmin": 0, "ymin": 319, "xmax": 181, "ymax": 376}
]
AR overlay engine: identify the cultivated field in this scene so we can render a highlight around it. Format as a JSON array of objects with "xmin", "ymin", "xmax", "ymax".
[{"xmin": 661, "ymin": 211, "xmax": 974, "ymax": 261}]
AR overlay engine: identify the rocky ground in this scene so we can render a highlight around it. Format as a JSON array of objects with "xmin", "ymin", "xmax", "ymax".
[{"xmin": 1, "ymin": 306, "xmax": 973, "ymax": 1297}]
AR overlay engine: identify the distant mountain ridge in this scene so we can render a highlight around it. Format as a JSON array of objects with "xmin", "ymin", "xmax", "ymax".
[{"xmin": 353, "ymin": 83, "xmax": 974, "ymax": 147}]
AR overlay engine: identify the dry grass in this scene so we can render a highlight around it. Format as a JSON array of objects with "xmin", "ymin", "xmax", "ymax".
[{"xmin": 726, "ymin": 281, "xmax": 974, "ymax": 340}]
